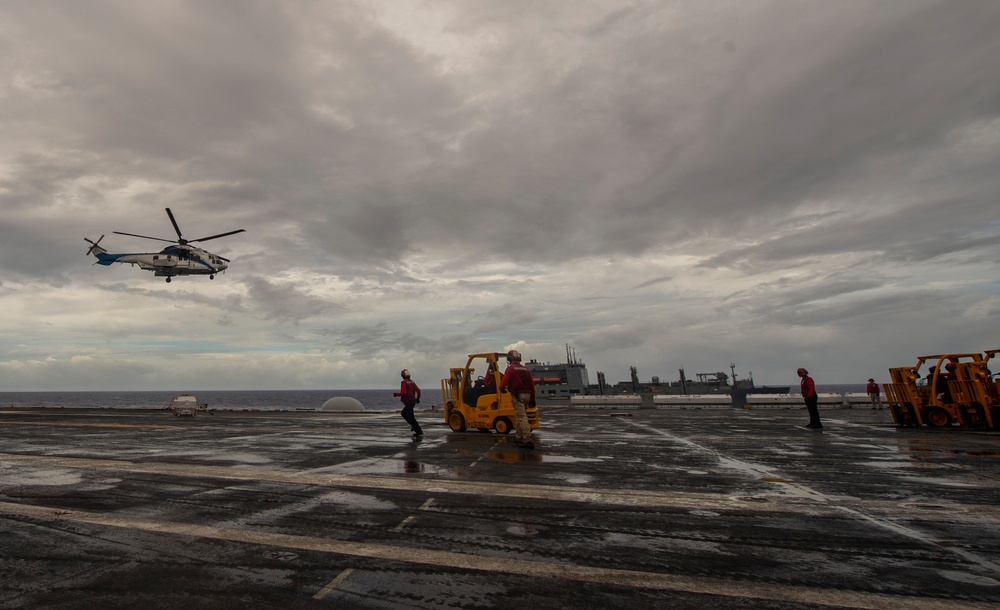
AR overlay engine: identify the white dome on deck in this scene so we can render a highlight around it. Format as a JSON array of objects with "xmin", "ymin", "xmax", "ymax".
[{"xmin": 321, "ymin": 396, "xmax": 365, "ymax": 411}]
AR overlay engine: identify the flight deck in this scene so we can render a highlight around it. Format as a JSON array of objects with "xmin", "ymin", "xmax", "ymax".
[{"xmin": 1, "ymin": 406, "xmax": 998, "ymax": 609}]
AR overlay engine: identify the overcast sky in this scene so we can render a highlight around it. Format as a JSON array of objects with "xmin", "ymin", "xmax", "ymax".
[{"xmin": 1, "ymin": 1, "xmax": 999, "ymax": 392}]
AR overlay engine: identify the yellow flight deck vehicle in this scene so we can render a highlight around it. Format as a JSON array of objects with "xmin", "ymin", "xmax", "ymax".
[
  {"xmin": 441, "ymin": 352, "xmax": 540, "ymax": 434},
  {"xmin": 884, "ymin": 350, "xmax": 1000, "ymax": 429}
]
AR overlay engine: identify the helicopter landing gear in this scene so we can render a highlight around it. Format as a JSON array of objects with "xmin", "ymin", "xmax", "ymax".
[
  {"xmin": 165, "ymin": 277, "xmax": 171, "ymax": 283},
  {"xmin": 209, "ymin": 274, "xmax": 215, "ymax": 280}
]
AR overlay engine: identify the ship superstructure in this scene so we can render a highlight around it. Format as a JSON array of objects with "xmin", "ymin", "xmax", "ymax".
[{"xmin": 526, "ymin": 345, "xmax": 590, "ymax": 399}]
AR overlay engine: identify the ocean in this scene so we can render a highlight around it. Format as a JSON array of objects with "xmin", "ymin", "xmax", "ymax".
[{"xmin": 0, "ymin": 385, "xmax": 868, "ymax": 411}]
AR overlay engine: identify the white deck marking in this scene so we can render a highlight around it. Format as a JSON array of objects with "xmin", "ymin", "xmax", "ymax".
[
  {"xmin": 312, "ymin": 568, "xmax": 354, "ymax": 600},
  {"xmin": 469, "ymin": 439, "xmax": 501, "ymax": 468},
  {"xmin": 392, "ymin": 498, "xmax": 435, "ymax": 531},
  {"xmin": 627, "ymin": 420, "xmax": 1000, "ymax": 577},
  {"xmin": 1, "ymin": 452, "xmax": 997, "ymax": 519},
  {"xmin": 0, "ymin": 452, "xmax": 792, "ymax": 512},
  {"xmin": 0, "ymin": 500, "xmax": 993, "ymax": 610}
]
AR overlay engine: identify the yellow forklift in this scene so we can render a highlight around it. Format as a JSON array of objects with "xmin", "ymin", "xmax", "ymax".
[
  {"xmin": 884, "ymin": 363, "xmax": 924, "ymax": 427},
  {"xmin": 884, "ymin": 351, "xmax": 1000, "ymax": 429},
  {"xmin": 950, "ymin": 350, "xmax": 1000, "ymax": 429},
  {"xmin": 440, "ymin": 352, "xmax": 539, "ymax": 434}
]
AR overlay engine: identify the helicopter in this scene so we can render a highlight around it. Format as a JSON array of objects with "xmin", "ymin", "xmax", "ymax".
[{"xmin": 85, "ymin": 208, "xmax": 245, "ymax": 283}]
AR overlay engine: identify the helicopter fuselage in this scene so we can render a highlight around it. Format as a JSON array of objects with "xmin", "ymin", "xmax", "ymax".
[{"xmin": 92, "ymin": 245, "xmax": 229, "ymax": 279}]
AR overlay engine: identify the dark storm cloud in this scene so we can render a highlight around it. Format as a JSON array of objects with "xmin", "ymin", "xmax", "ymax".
[
  {"xmin": 472, "ymin": 303, "xmax": 539, "ymax": 335},
  {"xmin": 321, "ymin": 322, "xmax": 399, "ymax": 359},
  {"xmin": 320, "ymin": 322, "xmax": 470, "ymax": 360},
  {"xmin": 243, "ymin": 275, "xmax": 344, "ymax": 322},
  {"xmin": 5, "ymin": 2, "xmax": 305, "ymax": 160},
  {"xmin": 96, "ymin": 282, "xmax": 239, "ymax": 309},
  {"xmin": 755, "ymin": 290, "xmax": 951, "ymax": 327},
  {"xmin": 360, "ymin": 1, "xmax": 1000, "ymax": 269},
  {"xmin": 782, "ymin": 9, "xmax": 990, "ymax": 180},
  {"xmin": 5, "ymin": 1, "xmax": 999, "ymax": 273},
  {"xmin": 701, "ymin": 194, "xmax": 1000, "ymax": 273},
  {"xmin": 634, "ymin": 275, "xmax": 673, "ymax": 290},
  {"xmin": 613, "ymin": 2, "xmax": 1000, "ymax": 242},
  {"xmin": 722, "ymin": 277, "xmax": 928, "ymax": 326},
  {"xmin": 724, "ymin": 276, "xmax": 882, "ymax": 309}
]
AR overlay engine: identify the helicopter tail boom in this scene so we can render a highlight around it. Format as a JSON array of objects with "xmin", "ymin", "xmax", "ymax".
[
  {"xmin": 93, "ymin": 253, "xmax": 121, "ymax": 266},
  {"xmin": 85, "ymin": 236, "xmax": 127, "ymax": 266}
]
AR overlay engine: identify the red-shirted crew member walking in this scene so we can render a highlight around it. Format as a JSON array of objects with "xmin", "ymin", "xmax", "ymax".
[
  {"xmin": 499, "ymin": 349, "xmax": 536, "ymax": 448},
  {"xmin": 394, "ymin": 369, "xmax": 423, "ymax": 439}
]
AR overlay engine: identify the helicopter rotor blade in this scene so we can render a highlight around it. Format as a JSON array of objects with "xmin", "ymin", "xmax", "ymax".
[
  {"xmin": 165, "ymin": 208, "xmax": 184, "ymax": 241},
  {"xmin": 113, "ymin": 231, "xmax": 176, "ymax": 243},
  {"xmin": 189, "ymin": 228, "xmax": 246, "ymax": 243},
  {"xmin": 84, "ymin": 235, "xmax": 105, "ymax": 255}
]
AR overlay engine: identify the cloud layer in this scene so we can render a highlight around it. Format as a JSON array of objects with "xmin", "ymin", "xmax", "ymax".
[{"xmin": 2, "ymin": 1, "xmax": 999, "ymax": 390}]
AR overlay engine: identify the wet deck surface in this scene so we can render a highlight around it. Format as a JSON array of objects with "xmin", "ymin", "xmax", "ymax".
[{"xmin": 1, "ymin": 406, "xmax": 999, "ymax": 609}]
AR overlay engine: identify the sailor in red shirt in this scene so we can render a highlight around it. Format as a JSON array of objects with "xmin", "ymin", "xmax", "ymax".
[
  {"xmin": 798, "ymin": 367, "xmax": 822, "ymax": 429},
  {"xmin": 499, "ymin": 349, "xmax": 536, "ymax": 448},
  {"xmin": 393, "ymin": 369, "xmax": 423, "ymax": 439},
  {"xmin": 866, "ymin": 378, "xmax": 882, "ymax": 409},
  {"xmin": 938, "ymin": 362, "xmax": 957, "ymax": 403}
]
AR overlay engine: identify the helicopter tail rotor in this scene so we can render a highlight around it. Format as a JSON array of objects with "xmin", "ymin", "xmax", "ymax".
[{"xmin": 85, "ymin": 235, "xmax": 107, "ymax": 257}]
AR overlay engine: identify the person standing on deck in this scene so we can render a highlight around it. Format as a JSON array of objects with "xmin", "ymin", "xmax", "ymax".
[
  {"xmin": 500, "ymin": 349, "xmax": 536, "ymax": 448},
  {"xmin": 798, "ymin": 367, "xmax": 822, "ymax": 429},
  {"xmin": 866, "ymin": 378, "xmax": 883, "ymax": 409}
]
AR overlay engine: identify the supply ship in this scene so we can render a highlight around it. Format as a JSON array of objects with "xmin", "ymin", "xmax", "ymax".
[{"xmin": 527, "ymin": 345, "xmax": 789, "ymax": 403}]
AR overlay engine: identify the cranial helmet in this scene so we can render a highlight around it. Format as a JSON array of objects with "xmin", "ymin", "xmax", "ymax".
[
  {"xmin": 797, "ymin": 367, "xmax": 808, "ymax": 376},
  {"xmin": 506, "ymin": 349, "xmax": 522, "ymax": 363},
  {"xmin": 401, "ymin": 369, "xmax": 410, "ymax": 379}
]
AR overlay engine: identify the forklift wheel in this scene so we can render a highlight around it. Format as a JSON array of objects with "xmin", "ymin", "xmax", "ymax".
[
  {"xmin": 925, "ymin": 407, "xmax": 952, "ymax": 428},
  {"xmin": 448, "ymin": 411, "xmax": 466, "ymax": 432},
  {"xmin": 493, "ymin": 417, "xmax": 513, "ymax": 435}
]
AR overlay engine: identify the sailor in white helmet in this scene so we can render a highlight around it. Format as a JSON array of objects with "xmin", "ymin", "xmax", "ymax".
[{"xmin": 393, "ymin": 368, "xmax": 423, "ymax": 439}]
